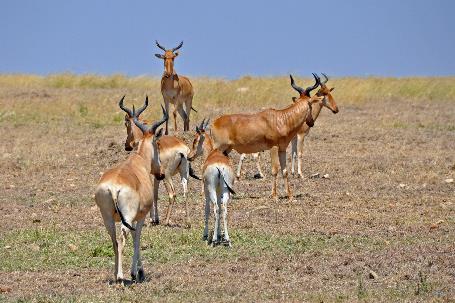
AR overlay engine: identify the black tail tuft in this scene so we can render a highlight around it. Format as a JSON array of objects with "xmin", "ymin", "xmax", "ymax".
[
  {"xmin": 217, "ymin": 168, "xmax": 236, "ymax": 195},
  {"xmin": 111, "ymin": 189, "xmax": 136, "ymax": 231},
  {"xmin": 189, "ymin": 163, "xmax": 201, "ymax": 180}
]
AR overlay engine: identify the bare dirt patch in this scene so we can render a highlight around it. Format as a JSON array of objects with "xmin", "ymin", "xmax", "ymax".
[{"xmin": 0, "ymin": 86, "xmax": 454, "ymax": 302}]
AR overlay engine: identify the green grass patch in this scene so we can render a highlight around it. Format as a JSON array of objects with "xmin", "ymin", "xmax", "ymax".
[{"xmin": 1, "ymin": 224, "xmax": 394, "ymax": 272}]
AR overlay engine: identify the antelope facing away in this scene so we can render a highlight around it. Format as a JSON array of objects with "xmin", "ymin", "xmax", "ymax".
[
  {"xmin": 94, "ymin": 99, "xmax": 167, "ymax": 284},
  {"xmin": 290, "ymin": 73, "xmax": 339, "ymax": 177},
  {"xmin": 155, "ymin": 40, "xmax": 195, "ymax": 134},
  {"xmin": 188, "ymin": 119, "xmax": 235, "ymax": 246},
  {"xmin": 119, "ymin": 96, "xmax": 199, "ymax": 227},
  {"xmin": 209, "ymin": 74, "xmax": 322, "ymax": 200}
]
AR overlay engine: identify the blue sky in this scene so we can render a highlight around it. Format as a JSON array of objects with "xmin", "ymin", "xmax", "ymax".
[{"xmin": 1, "ymin": 0, "xmax": 454, "ymax": 78}]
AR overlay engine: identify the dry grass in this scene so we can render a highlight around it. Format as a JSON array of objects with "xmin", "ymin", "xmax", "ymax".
[{"xmin": 0, "ymin": 74, "xmax": 454, "ymax": 302}]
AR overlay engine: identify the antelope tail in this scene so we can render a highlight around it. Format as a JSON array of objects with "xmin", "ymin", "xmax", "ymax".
[
  {"xmin": 189, "ymin": 163, "xmax": 201, "ymax": 180},
  {"xmin": 179, "ymin": 153, "xmax": 201, "ymax": 180},
  {"xmin": 217, "ymin": 167, "xmax": 236, "ymax": 195},
  {"xmin": 109, "ymin": 188, "xmax": 135, "ymax": 231}
]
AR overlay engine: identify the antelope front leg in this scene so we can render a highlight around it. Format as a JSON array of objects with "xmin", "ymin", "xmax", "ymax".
[
  {"xmin": 270, "ymin": 147, "xmax": 279, "ymax": 199},
  {"xmin": 278, "ymin": 150, "xmax": 293, "ymax": 201},
  {"xmin": 150, "ymin": 178, "xmax": 160, "ymax": 225},
  {"xmin": 172, "ymin": 103, "xmax": 178, "ymax": 132},
  {"xmin": 164, "ymin": 100, "xmax": 170, "ymax": 135},
  {"xmin": 291, "ymin": 137, "xmax": 297, "ymax": 175},
  {"xmin": 296, "ymin": 134, "xmax": 305, "ymax": 179},
  {"xmin": 236, "ymin": 154, "xmax": 246, "ymax": 180}
]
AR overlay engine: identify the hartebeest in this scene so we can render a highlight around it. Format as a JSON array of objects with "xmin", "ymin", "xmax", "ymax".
[
  {"xmin": 290, "ymin": 73, "xmax": 339, "ymax": 177},
  {"xmin": 94, "ymin": 99, "xmax": 167, "ymax": 284},
  {"xmin": 188, "ymin": 119, "xmax": 235, "ymax": 246},
  {"xmin": 210, "ymin": 74, "xmax": 322, "ymax": 200},
  {"xmin": 236, "ymin": 73, "xmax": 338, "ymax": 179},
  {"xmin": 155, "ymin": 40, "xmax": 195, "ymax": 134},
  {"xmin": 119, "ymin": 96, "xmax": 198, "ymax": 227}
]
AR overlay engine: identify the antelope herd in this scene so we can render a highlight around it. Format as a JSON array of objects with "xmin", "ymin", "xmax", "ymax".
[{"xmin": 95, "ymin": 41, "xmax": 338, "ymax": 284}]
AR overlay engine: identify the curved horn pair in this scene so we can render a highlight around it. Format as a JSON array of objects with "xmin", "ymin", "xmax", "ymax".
[
  {"xmin": 289, "ymin": 73, "xmax": 320, "ymax": 96},
  {"xmin": 321, "ymin": 73, "xmax": 329, "ymax": 85},
  {"xmin": 119, "ymin": 95, "xmax": 149, "ymax": 117},
  {"xmin": 134, "ymin": 104, "xmax": 169, "ymax": 134},
  {"xmin": 197, "ymin": 118, "xmax": 210, "ymax": 132},
  {"xmin": 155, "ymin": 40, "xmax": 184, "ymax": 52}
]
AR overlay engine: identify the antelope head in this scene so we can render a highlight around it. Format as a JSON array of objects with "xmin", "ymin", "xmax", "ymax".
[
  {"xmin": 119, "ymin": 95, "xmax": 149, "ymax": 151},
  {"xmin": 133, "ymin": 103, "xmax": 169, "ymax": 180},
  {"xmin": 316, "ymin": 73, "xmax": 339, "ymax": 113},
  {"xmin": 155, "ymin": 40, "xmax": 183, "ymax": 78},
  {"xmin": 289, "ymin": 73, "xmax": 322, "ymax": 127},
  {"xmin": 188, "ymin": 118, "xmax": 210, "ymax": 161}
]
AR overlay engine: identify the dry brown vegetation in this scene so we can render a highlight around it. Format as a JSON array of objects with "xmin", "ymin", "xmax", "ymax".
[{"xmin": 0, "ymin": 74, "xmax": 454, "ymax": 302}]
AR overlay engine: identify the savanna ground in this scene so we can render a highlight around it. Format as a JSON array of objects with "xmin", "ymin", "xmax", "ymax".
[{"xmin": 0, "ymin": 75, "xmax": 454, "ymax": 302}]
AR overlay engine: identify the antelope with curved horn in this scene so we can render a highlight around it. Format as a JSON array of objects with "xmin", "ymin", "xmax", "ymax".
[
  {"xmin": 95, "ymin": 98, "xmax": 167, "ymax": 284},
  {"xmin": 155, "ymin": 40, "xmax": 195, "ymax": 134},
  {"xmin": 236, "ymin": 74, "xmax": 338, "ymax": 180},
  {"xmin": 119, "ymin": 96, "xmax": 200, "ymax": 227},
  {"xmin": 210, "ymin": 74, "xmax": 322, "ymax": 200},
  {"xmin": 188, "ymin": 119, "xmax": 235, "ymax": 246}
]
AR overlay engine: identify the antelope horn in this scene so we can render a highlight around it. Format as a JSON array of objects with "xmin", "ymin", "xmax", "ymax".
[
  {"xmin": 118, "ymin": 95, "xmax": 133, "ymax": 117},
  {"xmin": 135, "ymin": 95, "xmax": 149, "ymax": 117},
  {"xmin": 305, "ymin": 73, "xmax": 320, "ymax": 95},
  {"xmin": 321, "ymin": 73, "xmax": 329, "ymax": 84},
  {"xmin": 203, "ymin": 118, "xmax": 210, "ymax": 130},
  {"xmin": 199, "ymin": 118, "xmax": 206, "ymax": 130},
  {"xmin": 149, "ymin": 104, "xmax": 169, "ymax": 133},
  {"xmin": 155, "ymin": 40, "xmax": 166, "ymax": 51},
  {"xmin": 133, "ymin": 115, "xmax": 149, "ymax": 134},
  {"xmin": 290, "ymin": 74, "xmax": 305, "ymax": 95},
  {"xmin": 172, "ymin": 41, "xmax": 183, "ymax": 52}
]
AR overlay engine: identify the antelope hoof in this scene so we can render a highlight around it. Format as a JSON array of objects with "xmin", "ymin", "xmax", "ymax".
[
  {"xmin": 298, "ymin": 174, "xmax": 304, "ymax": 179},
  {"xmin": 115, "ymin": 278, "xmax": 125, "ymax": 286},
  {"xmin": 253, "ymin": 173, "xmax": 263, "ymax": 179},
  {"xmin": 236, "ymin": 175, "xmax": 241, "ymax": 181},
  {"xmin": 137, "ymin": 268, "xmax": 145, "ymax": 283},
  {"xmin": 202, "ymin": 234, "xmax": 208, "ymax": 241},
  {"xmin": 185, "ymin": 220, "xmax": 192, "ymax": 229},
  {"xmin": 150, "ymin": 219, "xmax": 160, "ymax": 226}
]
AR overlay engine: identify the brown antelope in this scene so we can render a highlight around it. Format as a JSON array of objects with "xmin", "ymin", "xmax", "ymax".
[
  {"xmin": 119, "ymin": 96, "xmax": 199, "ymax": 227},
  {"xmin": 155, "ymin": 40, "xmax": 195, "ymax": 134},
  {"xmin": 188, "ymin": 119, "xmax": 235, "ymax": 246},
  {"xmin": 236, "ymin": 74, "xmax": 338, "ymax": 179},
  {"xmin": 209, "ymin": 74, "xmax": 322, "ymax": 200},
  {"xmin": 290, "ymin": 73, "xmax": 339, "ymax": 177},
  {"xmin": 94, "ymin": 99, "xmax": 167, "ymax": 284}
]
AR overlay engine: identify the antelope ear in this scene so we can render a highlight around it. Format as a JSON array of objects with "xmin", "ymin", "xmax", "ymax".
[
  {"xmin": 155, "ymin": 128, "xmax": 164, "ymax": 139},
  {"xmin": 330, "ymin": 87, "xmax": 335, "ymax": 92},
  {"xmin": 155, "ymin": 54, "xmax": 164, "ymax": 59},
  {"xmin": 174, "ymin": 52, "xmax": 179, "ymax": 57}
]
